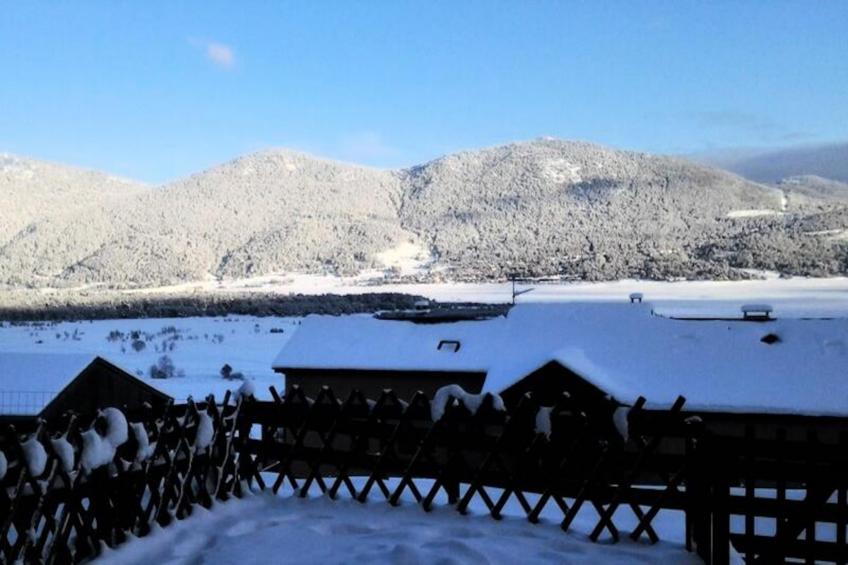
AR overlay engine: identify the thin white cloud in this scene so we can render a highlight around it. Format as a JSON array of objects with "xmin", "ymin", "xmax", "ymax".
[
  {"xmin": 206, "ymin": 42, "xmax": 235, "ymax": 69},
  {"xmin": 692, "ymin": 110, "xmax": 812, "ymax": 143},
  {"xmin": 188, "ymin": 38, "xmax": 236, "ymax": 70}
]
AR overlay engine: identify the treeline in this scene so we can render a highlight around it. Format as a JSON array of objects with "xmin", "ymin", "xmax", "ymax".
[{"xmin": 0, "ymin": 292, "xmax": 430, "ymax": 321}]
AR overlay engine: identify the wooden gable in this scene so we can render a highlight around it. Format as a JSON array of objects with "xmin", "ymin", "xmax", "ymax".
[{"xmin": 39, "ymin": 357, "xmax": 172, "ymax": 422}]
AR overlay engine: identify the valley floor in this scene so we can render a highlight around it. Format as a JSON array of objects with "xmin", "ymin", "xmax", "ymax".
[
  {"xmin": 1, "ymin": 278, "xmax": 847, "ymax": 404},
  {"xmin": 0, "ymin": 315, "xmax": 297, "ymax": 403}
]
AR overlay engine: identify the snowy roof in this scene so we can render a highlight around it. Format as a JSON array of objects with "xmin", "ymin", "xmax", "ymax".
[
  {"xmin": 0, "ymin": 352, "xmax": 96, "ymax": 415},
  {"xmin": 274, "ymin": 315, "xmax": 497, "ymax": 374},
  {"xmin": 273, "ymin": 302, "xmax": 848, "ymax": 417}
]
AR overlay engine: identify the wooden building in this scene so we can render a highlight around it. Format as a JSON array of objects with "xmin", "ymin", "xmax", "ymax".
[
  {"xmin": 0, "ymin": 353, "xmax": 172, "ymax": 427},
  {"xmin": 273, "ymin": 310, "xmax": 495, "ymax": 400},
  {"xmin": 272, "ymin": 301, "xmax": 848, "ymax": 435}
]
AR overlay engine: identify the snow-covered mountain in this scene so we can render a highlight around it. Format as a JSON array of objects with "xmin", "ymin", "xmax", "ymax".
[
  {"xmin": 2, "ymin": 139, "xmax": 847, "ymax": 288},
  {"xmin": 699, "ymin": 142, "xmax": 848, "ymax": 184},
  {"xmin": 0, "ymin": 154, "xmax": 148, "ymax": 246}
]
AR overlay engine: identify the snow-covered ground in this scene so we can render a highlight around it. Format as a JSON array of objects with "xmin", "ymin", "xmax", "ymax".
[
  {"xmin": 97, "ymin": 480, "xmax": 704, "ymax": 565},
  {"xmin": 114, "ymin": 274, "xmax": 848, "ymax": 318},
  {"xmin": 726, "ymin": 209, "xmax": 783, "ymax": 219},
  {"xmin": 0, "ymin": 316, "xmax": 298, "ymax": 403}
]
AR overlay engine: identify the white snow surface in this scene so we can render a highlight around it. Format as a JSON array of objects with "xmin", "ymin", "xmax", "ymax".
[
  {"xmin": 102, "ymin": 407, "xmax": 129, "ymax": 448},
  {"xmin": 120, "ymin": 273, "xmax": 848, "ymax": 317},
  {"xmin": 430, "ymin": 384, "xmax": 505, "ymax": 421},
  {"xmin": 194, "ymin": 411, "xmax": 214, "ymax": 453},
  {"xmin": 80, "ymin": 429, "xmax": 116, "ymax": 473},
  {"xmin": 613, "ymin": 406, "xmax": 630, "ymax": 441},
  {"xmin": 535, "ymin": 406, "xmax": 553, "ymax": 438},
  {"xmin": 236, "ymin": 379, "xmax": 256, "ymax": 400},
  {"xmin": 276, "ymin": 317, "xmax": 495, "ymax": 374},
  {"xmin": 96, "ymin": 486, "xmax": 701, "ymax": 565},
  {"xmin": 726, "ymin": 209, "xmax": 783, "ymax": 218},
  {"xmin": 50, "ymin": 435, "xmax": 75, "ymax": 473},
  {"xmin": 129, "ymin": 423, "xmax": 154, "ymax": 462},
  {"xmin": 0, "ymin": 316, "xmax": 297, "ymax": 404},
  {"xmin": 77, "ymin": 409, "xmax": 128, "ymax": 474},
  {"xmin": 21, "ymin": 437, "xmax": 48, "ymax": 477},
  {"xmin": 275, "ymin": 302, "xmax": 848, "ymax": 416}
]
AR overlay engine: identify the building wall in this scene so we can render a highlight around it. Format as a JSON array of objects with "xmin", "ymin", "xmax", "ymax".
[{"xmin": 281, "ymin": 368, "xmax": 486, "ymax": 403}]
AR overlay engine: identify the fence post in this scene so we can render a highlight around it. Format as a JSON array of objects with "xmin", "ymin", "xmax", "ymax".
[
  {"xmin": 687, "ymin": 426, "xmax": 712, "ymax": 562},
  {"xmin": 688, "ymin": 428, "xmax": 732, "ymax": 565},
  {"xmin": 710, "ymin": 468, "xmax": 731, "ymax": 565}
]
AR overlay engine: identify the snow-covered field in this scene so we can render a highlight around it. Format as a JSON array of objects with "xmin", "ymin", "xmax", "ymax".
[
  {"xmin": 2, "ymin": 278, "xmax": 847, "ymax": 403},
  {"xmin": 118, "ymin": 273, "xmax": 848, "ymax": 318},
  {"xmin": 98, "ymin": 480, "xmax": 705, "ymax": 565},
  {"xmin": 0, "ymin": 316, "xmax": 298, "ymax": 402}
]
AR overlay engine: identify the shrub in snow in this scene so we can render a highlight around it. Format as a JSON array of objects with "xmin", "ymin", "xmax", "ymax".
[
  {"xmin": 50, "ymin": 435, "xmax": 75, "ymax": 473},
  {"xmin": 221, "ymin": 363, "xmax": 245, "ymax": 381},
  {"xmin": 431, "ymin": 384, "xmax": 505, "ymax": 421},
  {"xmin": 107, "ymin": 330, "xmax": 124, "ymax": 342},
  {"xmin": 131, "ymin": 339, "xmax": 146, "ymax": 352},
  {"xmin": 21, "ymin": 437, "xmax": 48, "ymax": 477},
  {"xmin": 149, "ymin": 355, "xmax": 176, "ymax": 379}
]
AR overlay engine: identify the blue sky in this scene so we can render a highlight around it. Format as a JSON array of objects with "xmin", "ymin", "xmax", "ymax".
[{"xmin": 1, "ymin": 1, "xmax": 846, "ymax": 183}]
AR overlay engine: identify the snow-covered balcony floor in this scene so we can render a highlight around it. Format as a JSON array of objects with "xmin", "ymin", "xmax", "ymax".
[{"xmin": 98, "ymin": 483, "xmax": 704, "ymax": 565}]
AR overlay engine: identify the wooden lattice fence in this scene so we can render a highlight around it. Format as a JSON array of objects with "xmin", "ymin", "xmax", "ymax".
[
  {"xmin": 689, "ymin": 425, "xmax": 848, "ymax": 564},
  {"xmin": 0, "ymin": 392, "xmax": 242, "ymax": 564},
  {"xmin": 1, "ymin": 384, "xmax": 847, "ymax": 564}
]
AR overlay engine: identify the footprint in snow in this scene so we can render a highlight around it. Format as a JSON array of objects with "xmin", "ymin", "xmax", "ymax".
[
  {"xmin": 329, "ymin": 522, "xmax": 376, "ymax": 535},
  {"xmin": 421, "ymin": 539, "xmax": 490, "ymax": 564},
  {"xmin": 444, "ymin": 526, "xmax": 485, "ymax": 539},
  {"xmin": 387, "ymin": 543, "xmax": 423, "ymax": 565},
  {"xmin": 225, "ymin": 520, "xmax": 258, "ymax": 537},
  {"xmin": 172, "ymin": 534, "xmax": 212, "ymax": 557}
]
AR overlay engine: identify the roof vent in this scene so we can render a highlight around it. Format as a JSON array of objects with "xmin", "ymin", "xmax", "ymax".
[
  {"xmin": 437, "ymin": 340, "xmax": 461, "ymax": 353},
  {"xmin": 629, "ymin": 293, "xmax": 644, "ymax": 304},
  {"xmin": 760, "ymin": 333, "xmax": 780, "ymax": 345},
  {"xmin": 741, "ymin": 304, "xmax": 774, "ymax": 322}
]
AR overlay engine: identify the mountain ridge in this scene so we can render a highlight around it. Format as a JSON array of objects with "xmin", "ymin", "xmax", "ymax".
[
  {"xmin": 697, "ymin": 142, "xmax": 848, "ymax": 184},
  {"xmin": 2, "ymin": 139, "xmax": 846, "ymax": 288}
]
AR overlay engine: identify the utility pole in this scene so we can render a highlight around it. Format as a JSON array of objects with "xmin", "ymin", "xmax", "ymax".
[{"xmin": 509, "ymin": 273, "xmax": 534, "ymax": 305}]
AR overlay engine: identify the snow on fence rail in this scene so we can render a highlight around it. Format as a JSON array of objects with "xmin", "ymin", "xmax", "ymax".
[{"xmin": 0, "ymin": 385, "xmax": 846, "ymax": 564}]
